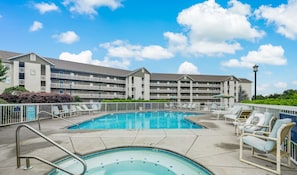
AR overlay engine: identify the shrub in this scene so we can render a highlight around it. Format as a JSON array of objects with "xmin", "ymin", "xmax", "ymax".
[
  {"xmin": 3, "ymin": 86, "xmax": 28, "ymax": 95},
  {"xmin": 0, "ymin": 92, "xmax": 74, "ymax": 103},
  {"xmin": 0, "ymin": 98, "xmax": 8, "ymax": 104}
]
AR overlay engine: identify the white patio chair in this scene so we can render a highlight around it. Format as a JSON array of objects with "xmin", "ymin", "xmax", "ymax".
[{"xmin": 240, "ymin": 118, "xmax": 296, "ymax": 174}]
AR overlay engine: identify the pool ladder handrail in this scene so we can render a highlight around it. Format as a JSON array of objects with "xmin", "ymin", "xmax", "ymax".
[{"xmin": 16, "ymin": 124, "xmax": 87, "ymax": 175}]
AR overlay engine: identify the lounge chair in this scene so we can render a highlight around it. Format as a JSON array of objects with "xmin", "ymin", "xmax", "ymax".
[
  {"xmin": 212, "ymin": 105, "xmax": 240, "ymax": 120},
  {"xmin": 234, "ymin": 112, "xmax": 276, "ymax": 136},
  {"xmin": 52, "ymin": 106, "xmax": 63, "ymax": 118},
  {"xmin": 62, "ymin": 105, "xmax": 71, "ymax": 117},
  {"xmin": 75, "ymin": 105, "xmax": 85, "ymax": 115},
  {"xmin": 240, "ymin": 118, "xmax": 296, "ymax": 174},
  {"xmin": 81, "ymin": 104, "xmax": 96, "ymax": 114},
  {"xmin": 223, "ymin": 107, "xmax": 252, "ymax": 122},
  {"xmin": 91, "ymin": 103, "xmax": 101, "ymax": 112},
  {"xmin": 210, "ymin": 103, "xmax": 217, "ymax": 111},
  {"xmin": 243, "ymin": 112, "xmax": 276, "ymax": 135}
]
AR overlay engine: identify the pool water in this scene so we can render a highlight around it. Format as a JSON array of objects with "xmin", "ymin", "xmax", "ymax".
[
  {"xmin": 69, "ymin": 111, "xmax": 202, "ymax": 129},
  {"xmin": 48, "ymin": 147, "xmax": 213, "ymax": 175}
]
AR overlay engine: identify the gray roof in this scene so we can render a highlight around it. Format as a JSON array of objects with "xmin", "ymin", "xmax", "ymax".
[
  {"xmin": 0, "ymin": 50, "xmax": 131, "ymax": 77},
  {"xmin": 239, "ymin": 78, "xmax": 252, "ymax": 83},
  {"xmin": 47, "ymin": 58, "xmax": 131, "ymax": 76},
  {"xmin": 150, "ymin": 73, "xmax": 233, "ymax": 82},
  {"xmin": 0, "ymin": 50, "xmax": 21, "ymax": 62},
  {"xmin": 0, "ymin": 50, "xmax": 251, "ymax": 82}
]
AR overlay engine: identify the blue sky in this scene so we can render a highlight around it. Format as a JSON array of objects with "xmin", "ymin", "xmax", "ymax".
[{"xmin": 0, "ymin": 0, "xmax": 297, "ymax": 96}]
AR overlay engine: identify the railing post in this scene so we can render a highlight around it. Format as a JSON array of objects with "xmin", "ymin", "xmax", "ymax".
[
  {"xmin": 25, "ymin": 158, "xmax": 32, "ymax": 170},
  {"xmin": 16, "ymin": 125, "xmax": 21, "ymax": 168}
]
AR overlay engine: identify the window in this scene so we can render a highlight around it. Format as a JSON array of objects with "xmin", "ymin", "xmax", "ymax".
[
  {"xmin": 41, "ymin": 65, "xmax": 46, "ymax": 75},
  {"xmin": 19, "ymin": 62, "xmax": 24, "ymax": 67},
  {"xmin": 19, "ymin": 73, "xmax": 25, "ymax": 79},
  {"xmin": 41, "ymin": 81, "xmax": 46, "ymax": 86},
  {"xmin": 59, "ymin": 89, "xmax": 64, "ymax": 94}
]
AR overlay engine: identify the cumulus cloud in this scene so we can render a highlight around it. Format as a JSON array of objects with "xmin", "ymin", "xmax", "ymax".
[
  {"xmin": 274, "ymin": 82, "xmax": 287, "ymax": 89},
  {"xmin": 100, "ymin": 40, "xmax": 173, "ymax": 60},
  {"xmin": 63, "ymin": 0, "xmax": 122, "ymax": 16},
  {"xmin": 177, "ymin": 61, "xmax": 199, "ymax": 74},
  {"xmin": 93, "ymin": 57, "xmax": 130, "ymax": 69},
  {"xmin": 34, "ymin": 2, "xmax": 59, "ymax": 14},
  {"xmin": 166, "ymin": 0, "xmax": 264, "ymax": 56},
  {"xmin": 29, "ymin": 21, "xmax": 43, "ymax": 32},
  {"xmin": 59, "ymin": 50, "xmax": 93, "ymax": 64},
  {"xmin": 59, "ymin": 50, "xmax": 130, "ymax": 69},
  {"xmin": 255, "ymin": 0, "xmax": 297, "ymax": 40},
  {"xmin": 222, "ymin": 44, "xmax": 287, "ymax": 68},
  {"xmin": 52, "ymin": 31, "xmax": 80, "ymax": 44},
  {"xmin": 164, "ymin": 32, "xmax": 188, "ymax": 53}
]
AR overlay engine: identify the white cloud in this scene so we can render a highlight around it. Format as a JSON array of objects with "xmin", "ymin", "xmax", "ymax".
[
  {"xmin": 100, "ymin": 40, "xmax": 173, "ymax": 60},
  {"xmin": 167, "ymin": 0, "xmax": 264, "ymax": 56},
  {"xmin": 222, "ymin": 44, "xmax": 287, "ymax": 68},
  {"xmin": 255, "ymin": 0, "xmax": 297, "ymax": 40},
  {"xmin": 221, "ymin": 58, "xmax": 253, "ymax": 68},
  {"xmin": 141, "ymin": 45, "xmax": 173, "ymax": 60},
  {"xmin": 257, "ymin": 83, "xmax": 270, "ymax": 92},
  {"xmin": 241, "ymin": 44, "xmax": 287, "ymax": 65},
  {"xmin": 34, "ymin": 2, "xmax": 59, "ymax": 14},
  {"xmin": 292, "ymin": 80, "xmax": 297, "ymax": 85},
  {"xmin": 257, "ymin": 83, "xmax": 271, "ymax": 96},
  {"xmin": 59, "ymin": 50, "xmax": 93, "ymax": 64},
  {"xmin": 59, "ymin": 50, "xmax": 130, "ymax": 69},
  {"xmin": 274, "ymin": 82, "xmax": 287, "ymax": 89},
  {"xmin": 164, "ymin": 32, "xmax": 188, "ymax": 53},
  {"xmin": 177, "ymin": 61, "xmax": 199, "ymax": 74},
  {"xmin": 93, "ymin": 57, "xmax": 130, "ymax": 69},
  {"xmin": 29, "ymin": 21, "xmax": 43, "ymax": 32},
  {"xmin": 63, "ymin": 0, "xmax": 122, "ymax": 16},
  {"xmin": 52, "ymin": 31, "xmax": 80, "ymax": 44}
]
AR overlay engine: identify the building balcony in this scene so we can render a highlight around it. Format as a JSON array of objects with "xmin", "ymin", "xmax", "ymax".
[
  {"xmin": 192, "ymin": 90, "xmax": 220, "ymax": 93},
  {"xmin": 192, "ymin": 84, "xmax": 221, "ymax": 88},
  {"xmin": 73, "ymin": 93, "xmax": 125, "ymax": 99},
  {"xmin": 150, "ymin": 95, "xmax": 174, "ymax": 99},
  {"xmin": 150, "ymin": 83, "xmax": 178, "ymax": 87},
  {"xmin": 150, "ymin": 89, "xmax": 177, "ymax": 93},
  {"xmin": 51, "ymin": 73, "xmax": 125, "ymax": 84}
]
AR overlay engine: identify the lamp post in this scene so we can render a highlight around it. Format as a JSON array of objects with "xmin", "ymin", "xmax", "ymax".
[{"xmin": 253, "ymin": 65, "xmax": 259, "ymax": 100}]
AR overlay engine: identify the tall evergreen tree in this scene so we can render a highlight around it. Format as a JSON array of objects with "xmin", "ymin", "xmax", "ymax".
[{"xmin": 0, "ymin": 59, "xmax": 9, "ymax": 81}]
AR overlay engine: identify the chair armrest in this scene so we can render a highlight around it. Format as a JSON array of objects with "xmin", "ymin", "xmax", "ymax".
[
  {"xmin": 241, "ymin": 132, "xmax": 277, "ymax": 141},
  {"xmin": 252, "ymin": 130, "xmax": 270, "ymax": 135}
]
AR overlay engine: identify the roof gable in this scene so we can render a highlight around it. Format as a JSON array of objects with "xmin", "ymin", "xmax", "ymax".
[
  {"xmin": 8, "ymin": 53, "xmax": 54, "ymax": 66},
  {"xmin": 127, "ymin": 67, "xmax": 151, "ymax": 77}
]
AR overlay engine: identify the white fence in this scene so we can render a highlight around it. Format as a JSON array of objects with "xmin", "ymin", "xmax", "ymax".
[{"xmin": 0, "ymin": 102, "xmax": 220, "ymax": 126}]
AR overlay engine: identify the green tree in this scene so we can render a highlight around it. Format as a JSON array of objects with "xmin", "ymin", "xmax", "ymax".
[
  {"xmin": 3, "ymin": 86, "xmax": 28, "ymax": 95},
  {"xmin": 0, "ymin": 59, "xmax": 9, "ymax": 81}
]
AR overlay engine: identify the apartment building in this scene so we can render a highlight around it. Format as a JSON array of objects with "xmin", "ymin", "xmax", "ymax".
[{"xmin": 0, "ymin": 50, "xmax": 252, "ymax": 105}]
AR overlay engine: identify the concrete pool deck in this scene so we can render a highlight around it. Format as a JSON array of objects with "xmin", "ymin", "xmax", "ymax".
[{"xmin": 0, "ymin": 112, "xmax": 296, "ymax": 175}]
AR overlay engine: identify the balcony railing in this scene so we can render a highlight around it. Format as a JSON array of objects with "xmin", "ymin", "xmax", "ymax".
[{"xmin": 51, "ymin": 73, "xmax": 125, "ymax": 84}]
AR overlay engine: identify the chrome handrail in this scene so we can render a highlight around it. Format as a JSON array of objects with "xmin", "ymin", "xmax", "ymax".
[{"xmin": 16, "ymin": 124, "xmax": 87, "ymax": 175}]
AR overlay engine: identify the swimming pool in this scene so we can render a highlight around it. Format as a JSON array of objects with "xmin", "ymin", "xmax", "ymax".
[
  {"xmin": 68, "ymin": 111, "xmax": 202, "ymax": 129},
  {"xmin": 48, "ymin": 147, "xmax": 213, "ymax": 175}
]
